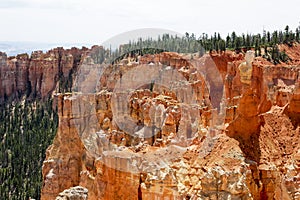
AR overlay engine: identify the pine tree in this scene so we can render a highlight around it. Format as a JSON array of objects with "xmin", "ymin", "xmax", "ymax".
[
  {"xmin": 246, "ymin": 34, "xmax": 251, "ymax": 50},
  {"xmin": 267, "ymin": 31, "xmax": 271, "ymax": 43},
  {"xmin": 231, "ymin": 31, "xmax": 237, "ymax": 46},
  {"xmin": 234, "ymin": 37, "xmax": 242, "ymax": 51},
  {"xmin": 284, "ymin": 25, "xmax": 290, "ymax": 44},
  {"xmin": 296, "ymin": 28, "xmax": 300, "ymax": 42},
  {"xmin": 272, "ymin": 31, "xmax": 278, "ymax": 45},
  {"xmin": 226, "ymin": 35, "xmax": 231, "ymax": 48}
]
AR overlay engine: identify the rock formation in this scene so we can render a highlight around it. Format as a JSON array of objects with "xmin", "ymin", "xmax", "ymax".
[
  {"xmin": 238, "ymin": 50, "xmax": 255, "ymax": 85},
  {"xmin": 0, "ymin": 47, "xmax": 89, "ymax": 103},
  {"xmin": 38, "ymin": 43, "xmax": 300, "ymax": 200},
  {"xmin": 55, "ymin": 186, "xmax": 88, "ymax": 200}
]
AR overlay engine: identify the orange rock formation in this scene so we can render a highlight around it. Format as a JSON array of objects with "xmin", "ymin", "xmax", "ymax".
[{"xmin": 20, "ymin": 44, "xmax": 300, "ymax": 200}]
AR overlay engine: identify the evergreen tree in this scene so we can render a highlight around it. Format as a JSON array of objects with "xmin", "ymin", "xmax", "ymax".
[
  {"xmin": 296, "ymin": 28, "xmax": 300, "ymax": 42},
  {"xmin": 226, "ymin": 35, "xmax": 231, "ymax": 48},
  {"xmin": 0, "ymin": 99, "xmax": 58, "ymax": 199},
  {"xmin": 246, "ymin": 34, "xmax": 251, "ymax": 50},
  {"xmin": 284, "ymin": 25, "xmax": 290, "ymax": 44},
  {"xmin": 267, "ymin": 31, "xmax": 271, "ymax": 43}
]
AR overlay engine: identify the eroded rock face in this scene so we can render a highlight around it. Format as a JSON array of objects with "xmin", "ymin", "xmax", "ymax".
[
  {"xmin": 0, "ymin": 47, "xmax": 87, "ymax": 102},
  {"xmin": 238, "ymin": 51, "xmax": 255, "ymax": 85},
  {"xmin": 41, "ymin": 48, "xmax": 300, "ymax": 200},
  {"xmin": 55, "ymin": 186, "xmax": 88, "ymax": 200}
]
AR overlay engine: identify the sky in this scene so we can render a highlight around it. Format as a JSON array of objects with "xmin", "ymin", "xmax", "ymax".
[{"xmin": 0, "ymin": 0, "xmax": 299, "ymax": 46}]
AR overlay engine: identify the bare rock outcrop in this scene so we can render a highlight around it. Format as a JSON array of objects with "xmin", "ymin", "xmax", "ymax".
[
  {"xmin": 41, "ymin": 47, "xmax": 300, "ymax": 200},
  {"xmin": 0, "ymin": 47, "xmax": 87, "ymax": 102},
  {"xmin": 55, "ymin": 186, "xmax": 88, "ymax": 200}
]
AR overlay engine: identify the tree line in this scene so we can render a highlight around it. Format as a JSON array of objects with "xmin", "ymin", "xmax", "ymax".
[{"xmin": 109, "ymin": 25, "xmax": 300, "ymax": 65}]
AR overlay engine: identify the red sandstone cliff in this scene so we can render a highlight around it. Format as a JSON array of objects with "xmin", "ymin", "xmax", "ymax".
[
  {"xmin": 0, "ymin": 47, "xmax": 88, "ymax": 102},
  {"xmin": 40, "ymin": 44, "xmax": 300, "ymax": 200}
]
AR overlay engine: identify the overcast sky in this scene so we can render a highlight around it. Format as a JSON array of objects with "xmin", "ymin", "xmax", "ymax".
[{"xmin": 0, "ymin": 0, "xmax": 299, "ymax": 45}]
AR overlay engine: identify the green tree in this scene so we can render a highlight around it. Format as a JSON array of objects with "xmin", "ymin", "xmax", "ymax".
[
  {"xmin": 284, "ymin": 25, "xmax": 290, "ymax": 44},
  {"xmin": 296, "ymin": 28, "xmax": 300, "ymax": 42},
  {"xmin": 226, "ymin": 35, "xmax": 231, "ymax": 48}
]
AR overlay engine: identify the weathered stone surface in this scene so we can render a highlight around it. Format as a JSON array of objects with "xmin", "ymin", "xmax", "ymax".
[
  {"xmin": 0, "ymin": 47, "xmax": 86, "ymax": 102},
  {"xmin": 55, "ymin": 186, "xmax": 88, "ymax": 200},
  {"xmin": 39, "ymin": 46, "xmax": 300, "ymax": 200}
]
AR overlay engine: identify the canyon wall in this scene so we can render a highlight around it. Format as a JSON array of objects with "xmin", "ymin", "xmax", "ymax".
[
  {"xmin": 40, "ymin": 44, "xmax": 300, "ymax": 199},
  {"xmin": 0, "ymin": 47, "xmax": 88, "ymax": 103}
]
